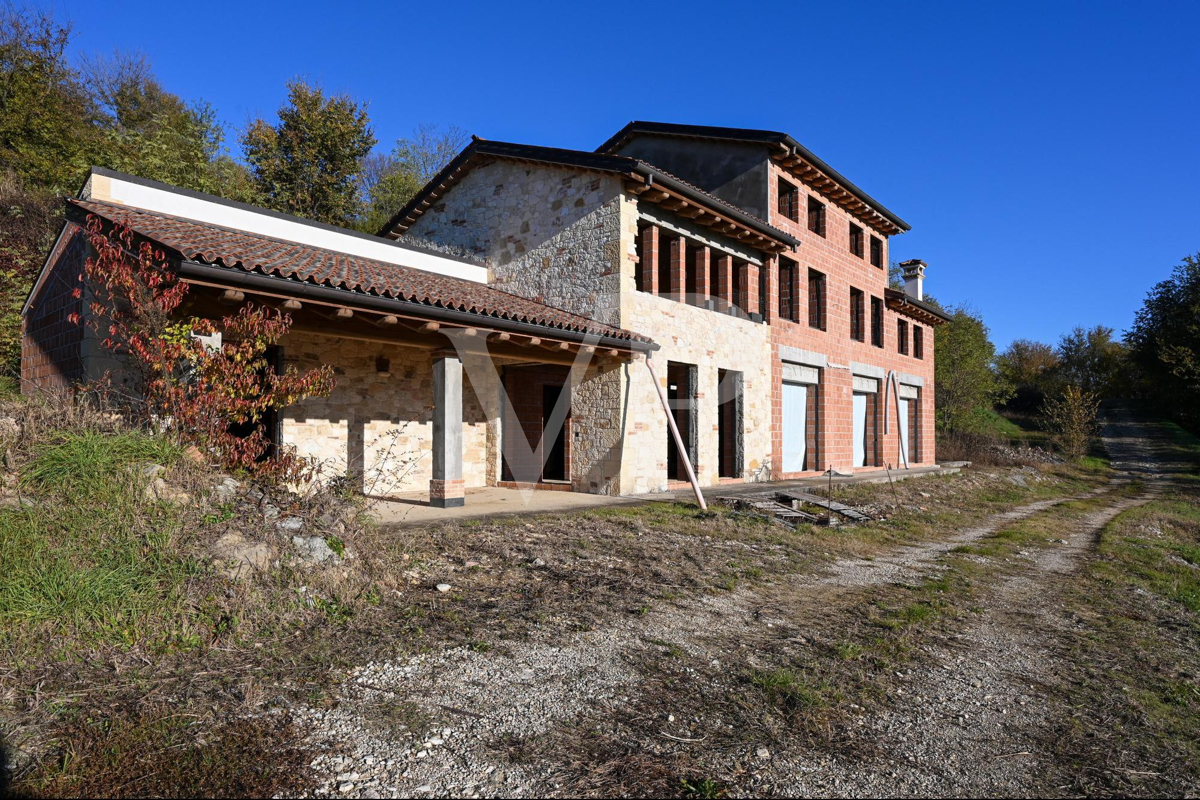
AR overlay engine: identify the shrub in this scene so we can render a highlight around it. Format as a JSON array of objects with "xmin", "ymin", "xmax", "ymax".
[
  {"xmin": 76, "ymin": 215, "xmax": 334, "ymax": 482},
  {"xmin": 1043, "ymin": 385, "xmax": 1101, "ymax": 460}
]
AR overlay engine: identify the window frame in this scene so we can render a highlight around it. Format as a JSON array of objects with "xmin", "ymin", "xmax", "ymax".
[
  {"xmin": 777, "ymin": 178, "xmax": 799, "ymax": 223},
  {"xmin": 897, "ymin": 318, "xmax": 909, "ymax": 355},
  {"xmin": 913, "ymin": 325, "xmax": 924, "ymax": 360},
  {"xmin": 870, "ymin": 296, "xmax": 883, "ymax": 348},
  {"xmin": 778, "ymin": 257, "xmax": 797, "ymax": 322},
  {"xmin": 870, "ymin": 235, "xmax": 883, "ymax": 268},
  {"xmin": 807, "ymin": 196, "xmax": 826, "ymax": 237},
  {"xmin": 849, "ymin": 223, "xmax": 864, "ymax": 258},
  {"xmin": 808, "ymin": 268, "xmax": 826, "ymax": 330},
  {"xmin": 850, "ymin": 287, "xmax": 865, "ymax": 342}
]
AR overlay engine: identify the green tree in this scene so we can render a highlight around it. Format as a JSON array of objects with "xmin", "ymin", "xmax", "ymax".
[
  {"xmin": 934, "ymin": 306, "xmax": 1012, "ymax": 433},
  {"xmin": 241, "ymin": 80, "xmax": 376, "ymax": 225},
  {"xmin": 997, "ymin": 338, "xmax": 1060, "ymax": 410},
  {"xmin": 355, "ymin": 151, "xmax": 422, "ymax": 234},
  {"xmin": 356, "ymin": 124, "xmax": 468, "ymax": 234},
  {"xmin": 1056, "ymin": 325, "xmax": 1127, "ymax": 397},
  {"xmin": 82, "ymin": 52, "xmax": 260, "ymax": 203},
  {"xmin": 1127, "ymin": 253, "xmax": 1200, "ymax": 428},
  {"xmin": 0, "ymin": 7, "xmax": 101, "ymax": 194}
]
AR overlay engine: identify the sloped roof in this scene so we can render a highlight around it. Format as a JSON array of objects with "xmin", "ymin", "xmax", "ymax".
[
  {"xmin": 598, "ymin": 121, "xmax": 911, "ymax": 233},
  {"xmin": 67, "ymin": 198, "xmax": 653, "ymax": 345},
  {"xmin": 377, "ymin": 138, "xmax": 799, "ymax": 250}
]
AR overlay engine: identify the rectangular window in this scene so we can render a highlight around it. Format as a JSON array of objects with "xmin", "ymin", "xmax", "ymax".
[
  {"xmin": 849, "ymin": 223, "xmax": 864, "ymax": 258},
  {"xmin": 897, "ymin": 319, "xmax": 909, "ymax": 355},
  {"xmin": 778, "ymin": 257, "xmax": 797, "ymax": 322},
  {"xmin": 914, "ymin": 325, "xmax": 924, "ymax": 359},
  {"xmin": 870, "ymin": 235, "xmax": 883, "ymax": 268},
  {"xmin": 808, "ymin": 268, "xmax": 826, "ymax": 330},
  {"xmin": 870, "ymin": 296, "xmax": 883, "ymax": 347},
  {"xmin": 850, "ymin": 287, "xmax": 865, "ymax": 342},
  {"xmin": 759, "ymin": 264, "xmax": 768, "ymax": 320},
  {"xmin": 778, "ymin": 178, "xmax": 799, "ymax": 222},
  {"xmin": 808, "ymin": 196, "xmax": 826, "ymax": 237}
]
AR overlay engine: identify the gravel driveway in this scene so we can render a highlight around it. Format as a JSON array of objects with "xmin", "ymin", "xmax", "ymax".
[{"xmin": 293, "ymin": 409, "xmax": 1168, "ymax": 798}]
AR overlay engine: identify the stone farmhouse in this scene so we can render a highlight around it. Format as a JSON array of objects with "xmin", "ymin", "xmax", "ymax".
[{"xmin": 22, "ymin": 122, "xmax": 948, "ymax": 508}]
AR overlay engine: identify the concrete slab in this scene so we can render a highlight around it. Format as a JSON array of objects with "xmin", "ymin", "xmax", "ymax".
[
  {"xmin": 370, "ymin": 486, "xmax": 637, "ymax": 528},
  {"xmin": 370, "ymin": 464, "xmax": 961, "ymax": 528}
]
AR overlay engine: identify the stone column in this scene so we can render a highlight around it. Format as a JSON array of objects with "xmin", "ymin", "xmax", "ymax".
[
  {"xmin": 640, "ymin": 225, "xmax": 659, "ymax": 295},
  {"xmin": 695, "ymin": 245, "xmax": 712, "ymax": 307},
  {"xmin": 716, "ymin": 254, "xmax": 734, "ymax": 313},
  {"xmin": 669, "ymin": 235, "xmax": 686, "ymax": 302},
  {"xmin": 430, "ymin": 353, "xmax": 464, "ymax": 508}
]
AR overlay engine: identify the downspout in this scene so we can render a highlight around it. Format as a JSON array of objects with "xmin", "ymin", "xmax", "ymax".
[{"xmin": 645, "ymin": 356, "xmax": 707, "ymax": 510}]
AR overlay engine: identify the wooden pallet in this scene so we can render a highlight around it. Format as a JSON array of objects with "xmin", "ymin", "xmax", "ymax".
[
  {"xmin": 716, "ymin": 496, "xmax": 827, "ymax": 526},
  {"xmin": 774, "ymin": 491, "xmax": 874, "ymax": 523}
]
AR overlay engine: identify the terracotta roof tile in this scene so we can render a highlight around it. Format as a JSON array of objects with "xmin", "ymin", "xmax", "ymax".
[{"xmin": 69, "ymin": 198, "xmax": 652, "ymax": 344}]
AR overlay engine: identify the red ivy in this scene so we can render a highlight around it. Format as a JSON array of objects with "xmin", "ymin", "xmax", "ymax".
[{"xmin": 77, "ymin": 215, "xmax": 335, "ymax": 482}]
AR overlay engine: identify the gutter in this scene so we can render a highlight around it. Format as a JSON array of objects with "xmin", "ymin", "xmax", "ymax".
[
  {"xmin": 178, "ymin": 261, "xmax": 659, "ymax": 352},
  {"xmin": 885, "ymin": 289, "xmax": 952, "ymax": 324}
]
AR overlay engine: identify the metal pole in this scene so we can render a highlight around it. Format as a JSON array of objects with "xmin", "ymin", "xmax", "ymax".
[{"xmin": 645, "ymin": 357, "xmax": 707, "ymax": 511}]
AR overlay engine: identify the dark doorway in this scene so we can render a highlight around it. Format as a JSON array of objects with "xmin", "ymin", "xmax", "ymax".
[
  {"xmin": 542, "ymin": 383, "xmax": 567, "ymax": 481},
  {"xmin": 666, "ymin": 362, "xmax": 698, "ymax": 481},
  {"xmin": 718, "ymin": 368, "xmax": 743, "ymax": 479}
]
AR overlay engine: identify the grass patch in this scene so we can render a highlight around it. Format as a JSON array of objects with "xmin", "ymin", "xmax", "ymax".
[
  {"xmin": 1046, "ymin": 488, "xmax": 1200, "ymax": 796},
  {"xmin": 0, "ymin": 430, "xmax": 197, "ymax": 645}
]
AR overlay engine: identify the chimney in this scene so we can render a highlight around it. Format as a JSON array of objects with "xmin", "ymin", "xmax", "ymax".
[{"xmin": 899, "ymin": 259, "xmax": 926, "ymax": 301}]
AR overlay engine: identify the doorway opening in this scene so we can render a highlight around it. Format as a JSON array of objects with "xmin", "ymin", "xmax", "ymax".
[
  {"xmin": 717, "ymin": 368, "xmax": 743, "ymax": 479},
  {"xmin": 666, "ymin": 361, "xmax": 698, "ymax": 481}
]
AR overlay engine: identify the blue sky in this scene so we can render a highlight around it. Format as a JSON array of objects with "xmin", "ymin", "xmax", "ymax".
[{"xmin": 37, "ymin": 0, "xmax": 1200, "ymax": 349}]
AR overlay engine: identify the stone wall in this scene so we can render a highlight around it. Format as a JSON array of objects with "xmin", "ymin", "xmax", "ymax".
[
  {"xmin": 279, "ymin": 332, "xmax": 497, "ymax": 495},
  {"xmin": 616, "ymin": 195, "xmax": 775, "ymax": 494},
  {"xmin": 404, "ymin": 161, "xmax": 626, "ymax": 327}
]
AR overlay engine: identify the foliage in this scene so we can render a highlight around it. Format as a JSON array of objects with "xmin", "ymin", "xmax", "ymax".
[
  {"xmin": 81, "ymin": 51, "xmax": 261, "ymax": 203},
  {"xmin": 1056, "ymin": 325, "xmax": 1127, "ymax": 397},
  {"xmin": 1127, "ymin": 253, "xmax": 1200, "ymax": 429},
  {"xmin": 0, "ymin": 171, "xmax": 58, "ymax": 376},
  {"xmin": 0, "ymin": 7, "xmax": 101, "ymax": 194},
  {"xmin": 78, "ymin": 216, "xmax": 335, "ymax": 480},
  {"xmin": 997, "ymin": 338, "xmax": 1060, "ymax": 410},
  {"xmin": 355, "ymin": 123, "xmax": 468, "ymax": 234},
  {"xmin": 1042, "ymin": 384, "xmax": 1100, "ymax": 460},
  {"xmin": 355, "ymin": 150, "xmax": 422, "ymax": 234},
  {"xmin": 241, "ymin": 79, "xmax": 376, "ymax": 225},
  {"xmin": 934, "ymin": 306, "xmax": 1012, "ymax": 433}
]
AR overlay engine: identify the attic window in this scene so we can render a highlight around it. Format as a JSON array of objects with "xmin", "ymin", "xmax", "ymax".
[
  {"xmin": 778, "ymin": 178, "xmax": 800, "ymax": 222},
  {"xmin": 850, "ymin": 224, "xmax": 864, "ymax": 258},
  {"xmin": 808, "ymin": 196, "xmax": 826, "ymax": 237}
]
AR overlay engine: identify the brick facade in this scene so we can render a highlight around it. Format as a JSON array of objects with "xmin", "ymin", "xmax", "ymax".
[
  {"xmin": 765, "ymin": 163, "xmax": 936, "ymax": 477},
  {"xmin": 21, "ymin": 225, "xmax": 86, "ymax": 395}
]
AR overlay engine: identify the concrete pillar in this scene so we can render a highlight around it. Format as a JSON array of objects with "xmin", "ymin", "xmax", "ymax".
[
  {"xmin": 640, "ymin": 225, "xmax": 659, "ymax": 295},
  {"xmin": 669, "ymin": 235, "xmax": 686, "ymax": 302},
  {"xmin": 695, "ymin": 245, "xmax": 712, "ymax": 306},
  {"xmin": 716, "ymin": 254, "xmax": 734, "ymax": 313},
  {"xmin": 430, "ymin": 353, "xmax": 464, "ymax": 508}
]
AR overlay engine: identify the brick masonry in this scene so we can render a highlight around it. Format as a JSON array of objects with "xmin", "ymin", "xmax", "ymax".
[
  {"xmin": 21, "ymin": 225, "xmax": 86, "ymax": 394},
  {"xmin": 765, "ymin": 162, "xmax": 936, "ymax": 477}
]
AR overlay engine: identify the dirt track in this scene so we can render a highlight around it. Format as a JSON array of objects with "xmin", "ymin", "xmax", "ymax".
[{"xmin": 296, "ymin": 409, "xmax": 1171, "ymax": 798}]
